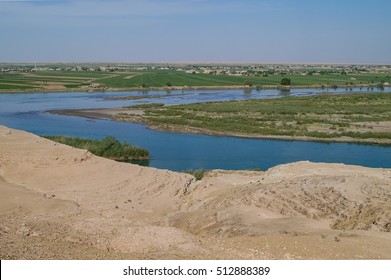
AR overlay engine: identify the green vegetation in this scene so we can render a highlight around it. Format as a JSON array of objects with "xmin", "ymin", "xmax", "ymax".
[
  {"xmin": 44, "ymin": 136, "xmax": 149, "ymax": 160},
  {"xmin": 183, "ymin": 169, "xmax": 208, "ymax": 180},
  {"xmin": 125, "ymin": 103, "xmax": 165, "ymax": 109},
  {"xmin": 0, "ymin": 71, "xmax": 113, "ymax": 92},
  {"xmin": 98, "ymin": 70, "xmax": 248, "ymax": 88},
  {"xmin": 136, "ymin": 92, "xmax": 391, "ymax": 143},
  {"xmin": 1, "ymin": 67, "xmax": 391, "ymax": 92},
  {"xmin": 244, "ymin": 80, "xmax": 253, "ymax": 86},
  {"xmin": 97, "ymin": 70, "xmax": 391, "ymax": 89},
  {"xmin": 281, "ymin": 78, "xmax": 291, "ymax": 86}
]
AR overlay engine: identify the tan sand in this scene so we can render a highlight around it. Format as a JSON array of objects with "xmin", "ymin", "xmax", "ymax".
[{"xmin": 1, "ymin": 125, "xmax": 391, "ymax": 259}]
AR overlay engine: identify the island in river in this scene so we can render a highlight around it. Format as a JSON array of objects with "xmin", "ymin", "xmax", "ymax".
[{"xmin": 50, "ymin": 92, "xmax": 391, "ymax": 145}]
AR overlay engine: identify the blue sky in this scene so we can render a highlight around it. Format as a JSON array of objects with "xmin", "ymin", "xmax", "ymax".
[{"xmin": 1, "ymin": 0, "xmax": 391, "ymax": 63}]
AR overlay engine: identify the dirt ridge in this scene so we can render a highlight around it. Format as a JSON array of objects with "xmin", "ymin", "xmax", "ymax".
[{"xmin": 1, "ymin": 125, "xmax": 391, "ymax": 259}]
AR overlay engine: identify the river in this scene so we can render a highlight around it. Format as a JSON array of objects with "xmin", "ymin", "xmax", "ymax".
[{"xmin": 0, "ymin": 87, "xmax": 390, "ymax": 171}]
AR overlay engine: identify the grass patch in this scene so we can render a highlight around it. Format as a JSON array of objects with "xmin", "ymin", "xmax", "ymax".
[
  {"xmin": 64, "ymin": 83, "xmax": 86, "ymax": 89},
  {"xmin": 125, "ymin": 103, "xmax": 165, "ymax": 109},
  {"xmin": 44, "ymin": 135, "xmax": 149, "ymax": 160},
  {"xmin": 0, "ymin": 83, "xmax": 38, "ymax": 90},
  {"xmin": 183, "ymin": 169, "xmax": 208, "ymax": 180},
  {"xmin": 137, "ymin": 92, "xmax": 391, "ymax": 142}
]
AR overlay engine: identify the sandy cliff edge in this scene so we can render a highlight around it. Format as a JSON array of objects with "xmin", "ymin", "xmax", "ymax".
[{"xmin": 1, "ymin": 125, "xmax": 391, "ymax": 259}]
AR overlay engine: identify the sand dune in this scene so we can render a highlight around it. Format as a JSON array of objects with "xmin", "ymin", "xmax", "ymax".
[{"xmin": 1, "ymin": 125, "xmax": 391, "ymax": 259}]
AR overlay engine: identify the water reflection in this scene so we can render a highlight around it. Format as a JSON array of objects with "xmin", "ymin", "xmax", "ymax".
[
  {"xmin": 243, "ymin": 89, "xmax": 253, "ymax": 96},
  {"xmin": 279, "ymin": 89, "xmax": 291, "ymax": 95}
]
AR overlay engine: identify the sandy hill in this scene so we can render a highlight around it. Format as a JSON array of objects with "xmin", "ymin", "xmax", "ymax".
[{"xmin": 1, "ymin": 125, "xmax": 390, "ymax": 259}]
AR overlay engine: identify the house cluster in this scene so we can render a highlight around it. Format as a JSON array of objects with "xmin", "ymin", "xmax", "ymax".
[
  {"xmin": 1, "ymin": 63, "xmax": 390, "ymax": 76},
  {"xmin": 173, "ymin": 64, "xmax": 391, "ymax": 77},
  {"xmin": 0, "ymin": 64, "xmax": 119, "ymax": 73}
]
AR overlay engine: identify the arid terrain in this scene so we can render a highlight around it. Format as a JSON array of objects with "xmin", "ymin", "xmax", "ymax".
[{"xmin": 1, "ymin": 125, "xmax": 391, "ymax": 259}]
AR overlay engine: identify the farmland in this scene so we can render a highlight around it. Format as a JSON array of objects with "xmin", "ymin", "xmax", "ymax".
[{"xmin": 1, "ymin": 63, "xmax": 390, "ymax": 92}]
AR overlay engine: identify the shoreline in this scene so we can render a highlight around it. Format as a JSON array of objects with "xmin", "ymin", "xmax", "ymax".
[
  {"xmin": 2, "ymin": 83, "xmax": 390, "ymax": 94},
  {"xmin": 49, "ymin": 107, "xmax": 391, "ymax": 145}
]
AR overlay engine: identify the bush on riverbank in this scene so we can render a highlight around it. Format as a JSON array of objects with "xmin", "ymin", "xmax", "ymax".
[
  {"xmin": 183, "ymin": 169, "xmax": 208, "ymax": 180},
  {"xmin": 44, "ymin": 136, "xmax": 149, "ymax": 161}
]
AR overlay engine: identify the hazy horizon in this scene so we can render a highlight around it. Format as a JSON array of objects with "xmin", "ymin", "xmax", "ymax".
[
  {"xmin": 1, "ymin": 0, "xmax": 391, "ymax": 64},
  {"xmin": 2, "ymin": 61, "xmax": 391, "ymax": 66}
]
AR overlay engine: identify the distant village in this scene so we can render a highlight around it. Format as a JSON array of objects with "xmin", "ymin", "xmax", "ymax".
[{"xmin": 1, "ymin": 63, "xmax": 390, "ymax": 77}]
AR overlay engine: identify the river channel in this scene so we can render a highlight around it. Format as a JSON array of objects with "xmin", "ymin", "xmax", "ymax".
[{"xmin": 0, "ymin": 87, "xmax": 390, "ymax": 171}]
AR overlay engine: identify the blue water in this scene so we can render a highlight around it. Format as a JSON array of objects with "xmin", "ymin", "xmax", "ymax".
[{"xmin": 1, "ymin": 88, "xmax": 390, "ymax": 171}]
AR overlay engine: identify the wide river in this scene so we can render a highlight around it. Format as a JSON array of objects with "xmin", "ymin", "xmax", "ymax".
[{"xmin": 1, "ymin": 87, "xmax": 390, "ymax": 171}]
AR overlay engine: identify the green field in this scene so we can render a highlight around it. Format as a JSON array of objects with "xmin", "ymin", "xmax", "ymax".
[
  {"xmin": 0, "ymin": 71, "xmax": 113, "ymax": 91},
  {"xmin": 1, "ymin": 69, "xmax": 390, "ymax": 92},
  {"xmin": 97, "ymin": 70, "xmax": 391, "ymax": 88},
  {"xmin": 128, "ymin": 92, "xmax": 391, "ymax": 143}
]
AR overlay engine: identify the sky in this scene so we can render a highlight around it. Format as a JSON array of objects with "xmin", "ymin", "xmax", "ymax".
[{"xmin": 1, "ymin": 0, "xmax": 391, "ymax": 63}]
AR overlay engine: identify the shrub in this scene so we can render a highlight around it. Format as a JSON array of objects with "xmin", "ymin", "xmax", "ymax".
[
  {"xmin": 244, "ymin": 80, "xmax": 253, "ymax": 87},
  {"xmin": 280, "ymin": 78, "xmax": 291, "ymax": 86},
  {"xmin": 183, "ymin": 169, "xmax": 208, "ymax": 180}
]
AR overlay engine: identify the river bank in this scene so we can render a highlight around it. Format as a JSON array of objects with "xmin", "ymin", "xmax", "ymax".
[
  {"xmin": 1, "ymin": 125, "xmax": 391, "ymax": 259},
  {"xmin": 1, "ymin": 83, "xmax": 390, "ymax": 94}
]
